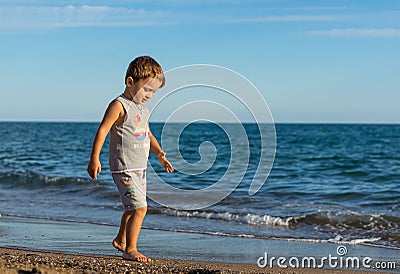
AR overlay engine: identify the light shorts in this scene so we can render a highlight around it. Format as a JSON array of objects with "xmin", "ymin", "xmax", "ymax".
[{"xmin": 112, "ymin": 170, "xmax": 147, "ymax": 211}]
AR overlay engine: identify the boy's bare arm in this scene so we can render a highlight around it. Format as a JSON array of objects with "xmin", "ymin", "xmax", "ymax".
[
  {"xmin": 149, "ymin": 133, "xmax": 163, "ymax": 156},
  {"xmin": 87, "ymin": 101, "xmax": 123, "ymax": 179},
  {"xmin": 149, "ymin": 127, "xmax": 174, "ymax": 173}
]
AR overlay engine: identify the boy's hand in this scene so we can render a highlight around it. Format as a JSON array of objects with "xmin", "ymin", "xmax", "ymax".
[
  {"xmin": 158, "ymin": 152, "xmax": 174, "ymax": 173},
  {"xmin": 87, "ymin": 158, "xmax": 102, "ymax": 180}
]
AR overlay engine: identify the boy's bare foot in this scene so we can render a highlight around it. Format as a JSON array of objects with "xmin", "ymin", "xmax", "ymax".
[
  {"xmin": 122, "ymin": 251, "xmax": 151, "ymax": 262},
  {"xmin": 112, "ymin": 239, "xmax": 126, "ymax": 253}
]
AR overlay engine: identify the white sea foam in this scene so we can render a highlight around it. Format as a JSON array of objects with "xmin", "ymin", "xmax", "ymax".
[
  {"xmin": 327, "ymin": 237, "xmax": 381, "ymax": 245},
  {"xmin": 161, "ymin": 208, "xmax": 301, "ymax": 227}
]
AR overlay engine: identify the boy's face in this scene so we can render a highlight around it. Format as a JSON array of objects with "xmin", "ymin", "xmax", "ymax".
[{"xmin": 128, "ymin": 77, "xmax": 162, "ymax": 104}]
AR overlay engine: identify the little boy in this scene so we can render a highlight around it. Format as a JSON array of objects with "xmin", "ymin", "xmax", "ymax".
[{"xmin": 87, "ymin": 56, "xmax": 173, "ymax": 262}]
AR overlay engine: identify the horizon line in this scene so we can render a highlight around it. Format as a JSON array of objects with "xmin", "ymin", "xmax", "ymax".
[{"xmin": 1, "ymin": 120, "xmax": 400, "ymax": 125}]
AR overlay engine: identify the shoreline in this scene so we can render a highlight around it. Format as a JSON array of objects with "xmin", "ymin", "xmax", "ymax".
[{"xmin": 1, "ymin": 215, "xmax": 398, "ymax": 273}]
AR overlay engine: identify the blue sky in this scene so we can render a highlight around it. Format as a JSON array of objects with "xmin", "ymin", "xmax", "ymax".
[{"xmin": 0, "ymin": 0, "xmax": 399, "ymax": 123}]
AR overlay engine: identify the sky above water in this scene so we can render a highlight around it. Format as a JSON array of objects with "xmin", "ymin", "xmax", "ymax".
[{"xmin": 0, "ymin": 0, "xmax": 399, "ymax": 123}]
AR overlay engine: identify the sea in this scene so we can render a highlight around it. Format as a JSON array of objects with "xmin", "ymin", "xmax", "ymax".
[{"xmin": 0, "ymin": 122, "xmax": 399, "ymax": 250}]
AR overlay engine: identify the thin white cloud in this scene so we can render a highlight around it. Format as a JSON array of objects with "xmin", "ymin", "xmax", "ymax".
[
  {"xmin": 307, "ymin": 28, "xmax": 400, "ymax": 37},
  {"xmin": 228, "ymin": 15, "xmax": 339, "ymax": 23},
  {"xmin": 287, "ymin": 6, "xmax": 348, "ymax": 11},
  {"xmin": 0, "ymin": 5, "xmax": 173, "ymax": 30}
]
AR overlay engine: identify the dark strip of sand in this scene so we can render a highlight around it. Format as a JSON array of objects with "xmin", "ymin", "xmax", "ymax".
[{"xmin": 0, "ymin": 247, "xmax": 387, "ymax": 274}]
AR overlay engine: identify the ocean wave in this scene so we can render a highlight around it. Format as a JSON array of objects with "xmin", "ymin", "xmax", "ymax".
[
  {"xmin": 304, "ymin": 210, "xmax": 400, "ymax": 230},
  {"xmin": 147, "ymin": 207, "xmax": 400, "ymax": 232},
  {"xmin": 0, "ymin": 171, "xmax": 91, "ymax": 187},
  {"xmin": 0, "ymin": 171, "xmax": 118, "ymax": 199},
  {"xmin": 154, "ymin": 208, "xmax": 300, "ymax": 227}
]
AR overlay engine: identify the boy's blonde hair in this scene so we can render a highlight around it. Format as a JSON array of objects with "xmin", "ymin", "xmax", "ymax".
[{"xmin": 125, "ymin": 56, "xmax": 165, "ymax": 88}]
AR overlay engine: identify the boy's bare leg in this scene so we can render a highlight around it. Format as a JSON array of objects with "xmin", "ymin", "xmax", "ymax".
[
  {"xmin": 112, "ymin": 210, "xmax": 131, "ymax": 252},
  {"xmin": 123, "ymin": 207, "xmax": 150, "ymax": 262}
]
